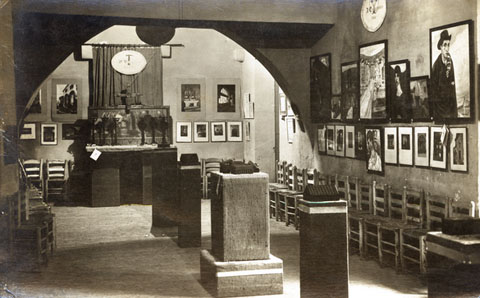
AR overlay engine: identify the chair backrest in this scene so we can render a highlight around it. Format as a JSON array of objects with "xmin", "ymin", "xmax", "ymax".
[
  {"xmin": 425, "ymin": 193, "xmax": 449, "ymax": 230},
  {"xmin": 306, "ymin": 168, "xmax": 317, "ymax": 186},
  {"xmin": 275, "ymin": 160, "xmax": 287, "ymax": 185},
  {"xmin": 204, "ymin": 158, "xmax": 222, "ymax": 176},
  {"xmin": 294, "ymin": 168, "xmax": 307, "ymax": 192},
  {"xmin": 23, "ymin": 159, "xmax": 43, "ymax": 181},
  {"xmin": 335, "ymin": 174, "xmax": 348, "ymax": 201},
  {"xmin": 317, "ymin": 173, "xmax": 329, "ymax": 186},
  {"xmin": 358, "ymin": 181, "xmax": 373, "ymax": 212},
  {"xmin": 388, "ymin": 186, "xmax": 404, "ymax": 221},
  {"xmin": 285, "ymin": 164, "xmax": 295, "ymax": 190},
  {"xmin": 347, "ymin": 176, "xmax": 360, "ymax": 210},
  {"xmin": 403, "ymin": 187, "xmax": 424, "ymax": 226},
  {"xmin": 449, "ymin": 200, "xmax": 475, "ymax": 218},
  {"xmin": 46, "ymin": 159, "xmax": 67, "ymax": 180},
  {"xmin": 372, "ymin": 181, "xmax": 389, "ymax": 217}
]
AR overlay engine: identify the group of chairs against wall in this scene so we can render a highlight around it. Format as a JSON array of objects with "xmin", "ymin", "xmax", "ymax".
[{"xmin": 269, "ymin": 160, "xmax": 479, "ymax": 274}]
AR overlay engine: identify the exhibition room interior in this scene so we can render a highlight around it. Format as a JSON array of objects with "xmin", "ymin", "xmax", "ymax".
[{"xmin": 1, "ymin": 0, "xmax": 480, "ymax": 297}]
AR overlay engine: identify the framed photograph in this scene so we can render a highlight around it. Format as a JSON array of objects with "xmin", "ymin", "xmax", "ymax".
[
  {"xmin": 25, "ymin": 86, "xmax": 49, "ymax": 122},
  {"xmin": 62, "ymin": 123, "xmax": 79, "ymax": 140},
  {"xmin": 310, "ymin": 53, "xmax": 331, "ymax": 122},
  {"xmin": 20, "ymin": 123, "xmax": 36, "ymax": 140},
  {"xmin": 245, "ymin": 121, "xmax": 251, "ymax": 142},
  {"xmin": 384, "ymin": 127, "xmax": 398, "ymax": 165},
  {"xmin": 181, "ymin": 84, "xmax": 201, "ymax": 112},
  {"xmin": 41, "ymin": 123, "xmax": 57, "ymax": 145},
  {"xmin": 365, "ymin": 127, "xmax": 384, "ymax": 175},
  {"xmin": 227, "ymin": 121, "xmax": 243, "ymax": 142},
  {"xmin": 176, "ymin": 121, "xmax": 192, "ymax": 143},
  {"xmin": 430, "ymin": 126, "xmax": 447, "ymax": 170},
  {"xmin": 430, "ymin": 20, "xmax": 474, "ymax": 121},
  {"xmin": 359, "ymin": 40, "xmax": 388, "ymax": 121},
  {"xmin": 398, "ymin": 127, "xmax": 413, "ymax": 166},
  {"xmin": 211, "ymin": 121, "xmax": 226, "ymax": 142},
  {"xmin": 355, "ymin": 125, "xmax": 366, "ymax": 160},
  {"xmin": 335, "ymin": 125, "xmax": 345, "ymax": 157},
  {"xmin": 414, "ymin": 127, "xmax": 430, "ymax": 168},
  {"xmin": 389, "ymin": 60, "xmax": 411, "ymax": 122},
  {"xmin": 341, "ymin": 61, "xmax": 359, "ymax": 121},
  {"xmin": 449, "ymin": 127, "xmax": 467, "ymax": 172},
  {"xmin": 217, "ymin": 84, "xmax": 236, "ymax": 113},
  {"xmin": 286, "ymin": 117, "xmax": 295, "ymax": 144},
  {"xmin": 345, "ymin": 125, "xmax": 355, "ymax": 158},
  {"xmin": 243, "ymin": 93, "xmax": 254, "ymax": 119},
  {"xmin": 51, "ymin": 78, "xmax": 82, "ymax": 122},
  {"xmin": 331, "ymin": 94, "xmax": 342, "ymax": 121},
  {"xmin": 410, "ymin": 76, "xmax": 432, "ymax": 121},
  {"xmin": 326, "ymin": 125, "xmax": 335, "ymax": 156},
  {"xmin": 193, "ymin": 121, "xmax": 209, "ymax": 143},
  {"xmin": 317, "ymin": 125, "xmax": 326, "ymax": 154}
]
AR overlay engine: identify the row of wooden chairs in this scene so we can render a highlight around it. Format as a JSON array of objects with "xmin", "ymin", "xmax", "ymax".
[{"xmin": 21, "ymin": 159, "xmax": 68, "ymax": 202}]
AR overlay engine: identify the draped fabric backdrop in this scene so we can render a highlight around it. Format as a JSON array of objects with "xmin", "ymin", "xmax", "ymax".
[{"xmin": 92, "ymin": 45, "xmax": 163, "ymax": 107}]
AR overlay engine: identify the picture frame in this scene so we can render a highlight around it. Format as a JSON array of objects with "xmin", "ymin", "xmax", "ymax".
[
  {"xmin": 317, "ymin": 125, "xmax": 327, "ymax": 155},
  {"xmin": 365, "ymin": 126, "xmax": 384, "ymax": 175},
  {"xmin": 217, "ymin": 84, "xmax": 236, "ymax": 113},
  {"xmin": 193, "ymin": 121, "xmax": 209, "ymax": 143},
  {"xmin": 20, "ymin": 123, "xmax": 36, "ymax": 140},
  {"xmin": 359, "ymin": 40, "xmax": 388, "ymax": 121},
  {"xmin": 355, "ymin": 125, "xmax": 366, "ymax": 160},
  {"xmin": 211, "ymin": 121, "xmax": 226, "ymax": 142},
  {"xmin": 449, "ymin": 127, "xmax": 467, "ymax": 172},
  {"xmin": 388, "ymin": 59, "xmax": 411, "ymax": 122},
  {"xmin": 176, "ymin": 121, "xmax": 192, "ymax": 143},
  {"xmin": 243, "ymin": 93, "xmax": 254, "ymax": 119},
  {"xmin": 326, "ymin": 125, "xmax": 335, "ymax": 156},
  {"xmin": 24, "ymin": 86, "xmax": 48, "ymax": 122},
  {"xmin": 227, "ymin": 121, "xmax": 243, "ymax": 142},
  {"xmin": 41, "ymin": 123, "xmax": 57, "ymax": 145},
  {"xmin": 345, "ymin": 125, "xmax": 355, "ymax": 158},
  {"xmin": 398, "ymin": 127, "xmax": 413, "ymax": 166},
  {"xmin": 430, "ymin": 126, "xmax": 447, "ymax": 170},
  {"xmin": 384, "ymin": 127, "xmax": 398, "ymax": 165},
  {"xmin": 410, "ymin": 76, "xmax": 432, "ymax": 122},
  {"xmin": 335, "ymin": 125, "xmax": 345, "ymax": 157},
  {"xmin": 430, "ymin": 20, "xmax": 474, "ymax": 122},
  {"xmin": 62, "ymin": 123, "xmax": 78, "ymax": 140},
  {"xmin": 245, "ymin": 121, "xmax": 251, "ymax": 142},
  {"xmin": 179, "ymin": 80, "xmax": 204, "ymax": 113},
  {"xmin": 310, "ymin": 53, "xmax": 331, "ymax": 123},
  {"xmin": 286, "ymin": 117, "xmax": 295, "ymax": 144},
  {"xmin": 51, "ymin": 78, "xmax": 82, "ymax": 122},
  {"xmin": 414, "ymin": 127, "xmax": 430, "ymax": 168},
  {"xmin": 341, "ymin": 61, "xmax": 359, "ymax": 121},
  {"xmin": 331, "ymin": 94, "xmax": 342, "ymax": 121}
]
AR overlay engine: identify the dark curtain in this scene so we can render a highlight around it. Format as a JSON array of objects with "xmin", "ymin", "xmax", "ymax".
[{"xmin": 92, "ymin": 45, "xmax": 163, "ymax": 107}]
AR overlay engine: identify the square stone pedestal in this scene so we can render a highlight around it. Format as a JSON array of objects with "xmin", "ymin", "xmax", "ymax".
[{"xmin": 200, "ymin": 249, "xmax": 283, "ymax": 297}]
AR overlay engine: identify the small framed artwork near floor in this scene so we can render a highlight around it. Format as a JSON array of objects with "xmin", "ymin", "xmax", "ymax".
[
  {"xmin": 326, "ymin": 125, "xmax": 335, "ymax": 156},
  {"xmin": 384, "ymin": 127, "xmax": 397, "ymax": 165},
  {"xmin": 335, "ymin": 125, "xmax": 345, "ymax": 157},
  {"xmin": 51, "ymin": 78, "xmax": 82, "ymax": 122},
  {"xmin": 449, "ymin": 127, "xmax": 467, "ymax": 172},
  {"xmin": 227, "ymin": 121, "xmax": 243, "ymax": 142},
  {"xmin": 41, "ymin": 123, "xmax": 57, "ymax": 145},
  {"xmin": 414, "ymin": 127, "xmax": 429, "ymax": 168},
  {"xmin": 317, "ymin": 125, "xmax": 326, "ymax": 155},
  {"xmin": 193, "ymin": 121, "xmax": 209, "ymax": 143},
  {"xmin": 430, "ymin": 126, "xmax": 447, "ymax": 170},
  {"xmin": 345, "ymin": 125, "xmax": 355, "ymax": 158},
  {"xmin": 365, "ymin": 126, "xmax": 384, "ymax": 175},
  {"xmin": 398, "ymin": 127, "xmax": 413, "ymax": 166},
  {"xmin": 176, "ymin": 121, "xmax": 192, "ymax": 143},
  {"xmin": 20, "ymin": 123, "xmax": 36, "ymax": 140},
  {"xmin": 211, "ymin": 121, "xmax": 226, "ymax": 142}
]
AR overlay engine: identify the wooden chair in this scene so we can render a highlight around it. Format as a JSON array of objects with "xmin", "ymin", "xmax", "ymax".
[
  {"xmin": 363, "ymin": 181, "xmax": 389, "ymax": 259},
  {"xmin": 348, "ymin": 179, "xmax": 372, "ymax": 256},
  {"xmin": 449, "ymin": 199, "xmax": 475, "ymax": 218},
  {"xmin": 317, "ymin": 172, "xmax": 330, "ymax": 186},
  {"xmin": 335, "ymin": 175, "xmax": 349, "ymax": 201},
  {"xmin": 22, "ymin": 159, "xmax": 44, "ymax": 198},
  {"xmin": 202, "ymin": 158, "xmax": 222, "ymax": 199},
  {"xmin": 276, "ymin": 165, "xmax": 302, "ymax": 222},
  {"xmin": 45, "ymin": 159, "xmax": 67, "ymax": 202},
  {"xmin": 286, "ymin": 168, "xmax": 317, "ymax": 229},
  {"xmin": 269, "ymin": 161, "xmax": 288, "ymax": 218}
]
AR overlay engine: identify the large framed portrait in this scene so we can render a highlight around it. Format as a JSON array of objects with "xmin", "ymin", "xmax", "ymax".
[
  {"xmin": 410, "ymin": 76, "xmax": 432, "ymax": 122},
  {"xmin": 365, "ymin": 127, "xmax": 384, "ymax": 175},
  {"xmin": 414, "ymin": 127, "xmax": 429, "ymax": 168},
  {"xmin": 227, "ymin": 121, "xmax": 243, "ymax": 142},
  {"xmin": 326, "ymin": 125, "xmax": 335, "ymax": 156},
  {"xmin": 384, "ymin": 127, "xmax": 397, "ymax": 165},
  {"xmin": 341, "ymin": 61, "xmax": 359, "ymax": 121},
  {"xmin": 430, "ymin": 126, "xmax": 447, "ymax": 170},
  {"xmin": 41, "ymin": 123, "xmax": 57, "ymax": 145},
  {"xmin": 20, "ymin": 123, "xmax": 36, "ymax": 140},
  {"xmin": 193, "ymin": 121, "xmax": 209, "ymax": 143},
  {"xmin": 430, "ymin": 20, "xmax": 474, "ymax": 122},
  {"xmin": 449, "ymin": 127, "xmax": 467, "ymax": 172},
  {"xmin": 388, "ymin": 60, "xmax": 411, "ymax": 122},
  {"xmin": 345, "ymin": 125, "xmax": 355, "ymax": 158},
  {"xmin": 398, "ymin": 127, "xmax": 413, "ymax": 166},
  {"xmin": 317, "ymin": 125, "xmax": 326, "ymax": 155},
  {"xmin": 211, "ymin": 121, "xmax": 226, "ymax": 142},
  {"xmin": 355, "ymin": 125, "xmax": 366, "ymax": 160},
  {"xmin": 51, "ymin": 78, "xmax": 82, "ymax": 122},
  {"xmin": 335, "ymin": 125, "xmax": 345, "ymax": 157},
  {"xmin": 176, "ymin": 121, "xmax": 192, "ymax": 143},
  {"xmin": 310, "ymin": 53, "xmax": 331, "ymax": 122},
  {"xmin": 359, "ymin": 40, "xmax": 388, "ymax": 121}
]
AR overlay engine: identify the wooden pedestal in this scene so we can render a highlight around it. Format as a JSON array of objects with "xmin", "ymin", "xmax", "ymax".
[
  {"xmin": 91, "ymin": 152, "xmax": 121, "ymax": 207},
  {"xmin": 178, "ymin": 164, "xmax": 202, "ymax": 247}
]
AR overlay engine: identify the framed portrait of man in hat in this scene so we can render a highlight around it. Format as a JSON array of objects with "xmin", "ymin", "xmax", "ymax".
[{"xmin": 430, "ymin": 20, "xmax": 474, "ymax": 122}]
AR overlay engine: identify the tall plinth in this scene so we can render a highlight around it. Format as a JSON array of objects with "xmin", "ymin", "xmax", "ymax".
[
  {"xmin": 201, "ymin": 172, "xmax": 283, "ymax": 297},
  {"xmin": 178, "ymin": 163, "xmax": 202, "ymax": 248},
  {"xmin": 298, "ymin": 199, "xmax": 349, "ymax": 298}
]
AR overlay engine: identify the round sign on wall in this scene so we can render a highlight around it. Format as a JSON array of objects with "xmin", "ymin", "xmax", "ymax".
[
  {"xmin": 111, "ymin": 50, "xmax": 147, "ymax": 75},
  {"xmin": 361, "ymin": 0, "xmax": 387, "ymax": 33}
]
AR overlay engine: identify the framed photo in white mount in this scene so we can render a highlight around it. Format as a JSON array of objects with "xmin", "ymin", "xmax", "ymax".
[
  {"xmin": 176, "ymin": 121, "xmax": 192, "ymax": 143},
  {"xmin": 211, "ymin": 121, "xmax": 226, "ymax": 142},
  {"xmin": 227, "ymin": 121, "xmax": 243, "ymax": 142},
  {"xmin": 384, "ymin": 127, "xmax": 397, "ymax": 165},
  {"xmin": 20, "ymin": 123, "xmax": 36, "ymax": 140},
  {"xmin": 193, "ymin": 121, "xmax": 209, "ymax": 143},
  {"xmin": 398, "ymin": 127, "xmax": 413, "ymax": 166},
  {"xmin": 430, "ymin": 126, "xmax": 447, "ymax": 170},
  {"xmin": 335, "ymin": 125, "xmax": 345, "ymax": 157},
  {"xmin": 449, "ymin": 127, "xmax": 467, "ymax": 172},
  {"xmin": 414, "ymin": 127, "xmax": 429, "ymax": 167},
  {"xmin": 326, "ymin": 125, "xmax": 335, "ymax": 156},
  {"xmin": 317, "ymin": 125, "xmax": 326, "ymax": 155},
  {"xmin": 41, "ymin": 123, "xmax": 57, "ymax": 145},
  {"xmin": 345, "ymin": 125, "xmax": 355, "ymax": 158}
]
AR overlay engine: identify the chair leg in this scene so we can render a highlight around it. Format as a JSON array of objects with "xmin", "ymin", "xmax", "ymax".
[
  {"xmin": 394, "ymin": 230, "xmax": 399, "ymax": 271},
  {"xmin": 377, "ymin": 225, "xmax": 383, "ymax": 265},
  {"xmin": 399, "ymin": 231, "xmax": 406, "ymax": 271},
  {"xmin": 420, "ymin": 235, "xmax": 427, "ymax": 274},
  {"xmin": 275, "ymin": 193, "xmax": 280, "ymax": 221},
  {"xmin": 358, "ymin": 221, "xmax": 364, "ymax": 257},
  {"xmin": 294, "ymin": 198, "xmax": 299, "ymax": 230}
]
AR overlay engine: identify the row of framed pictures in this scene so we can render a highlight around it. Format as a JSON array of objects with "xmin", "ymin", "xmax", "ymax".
[
  {"xmin": 317, "ymin": 124, "xmax": 468, "ymax": 174},
  {"xmin": 176, "ymin": 121, "xmax": 244, "ymax": 143},
  {"xmin": 310, "ymin": 20, "xmax": 474, "ymax": 124},
  {"xmin": 20, "ymin": 123, "xmax": 78, "ymax": 145}
]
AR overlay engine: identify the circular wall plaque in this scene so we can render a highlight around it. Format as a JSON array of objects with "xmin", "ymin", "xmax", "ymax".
[
  {"xmin": 361, "ymin": 0, "xmax": 387, "ymax": 33},
  {"xmin": 111, "ymin": 50, "xmax": 147, "ymax": 75}
]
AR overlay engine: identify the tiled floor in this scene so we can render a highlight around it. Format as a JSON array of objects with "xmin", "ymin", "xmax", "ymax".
[{"xmin": 5, "ymin": 201, "xmax": 427, "ymax": 297}]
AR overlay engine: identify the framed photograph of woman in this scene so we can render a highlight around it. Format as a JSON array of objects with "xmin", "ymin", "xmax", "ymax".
[
  {"xmin": 41, "ymin": 123, "xmax": 57, "ymax": 145},
  {"xmin": 388, "ymin": 60, "xmax": 411, "ymax": 122},
  {"xmin": 410, "ymin": 76, "xmax": 432, "ymax": 121},
  {"xmin": 449, "ymin": 127, "xmax": 467, "ymax": 172},
  {"xmin": 355, "ymin": 125, "xmax": 366, "ymax": 160},
  {"xmin": 398, "ymin": 127, "xmax": 413, "ymax": 166},
  {"xmin": 326, "ymin": 125, "xmax": 335, "ymax": 156},
  {"xmin": 193, "ymin": 121, "xmax": 209, "ymax": 143},
  {"xmin": 176, "ymin": 121, "xmax": 192, "ymax": 143},
  {"xmin": 317, "ymin": 125, "xmax": 326, "ymax": 155},
  {"xmin": 359, "ymin": 40, "xmax": 388, "ymax": 121},
  {"xmin": 345, "ymin": 125, "xmax": 355, "ymax": 158},
  {"xmin": 211, "ymin": 121, "xmax": 226, "ymax": 142},
  {"xmin": 335, "ymin": 125, "xmax": 345, "ymax": 157},
  {"xmin": 430, "ymin": 20, "xmax": 474, "ymax": 122},
  {"xmin": 365, "ymin": 127, "xmax": 384, "ymax": 175},
  {"xmin": 384, "ymin": 127, "xmax": 397, "ymax": 165},
  {"xmin": 341, "ymin": 61, "xmax": 359, "ymax": 121},
  {"xmin": 430, "ymin": 126, "xmax": 447, "ymax": 170},
  {"xmin": 310, "ymin": 53, "xmax": 331, "ymax": 123},
  {"xmin": 414, "ymin": 127, "xmax": 429, "ymax": 168}
]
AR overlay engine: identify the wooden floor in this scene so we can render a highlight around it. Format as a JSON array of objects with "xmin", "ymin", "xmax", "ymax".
[{"xmin": 5, "ymin": 201, "xmax": 427, "ymax": 297}]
